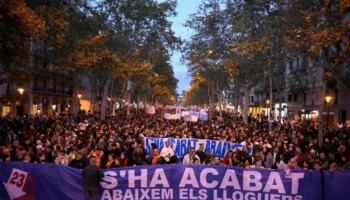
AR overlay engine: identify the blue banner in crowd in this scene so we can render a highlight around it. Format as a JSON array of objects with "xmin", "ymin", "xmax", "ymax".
[
  {"xmin": 144, "ymin": 137, "xmax": 252, "ymax": 160},
  {"xmin": 189, "ymin": 111, "xmax": 208, "ymax": 121},
  {"xmin": 1, "ymin": 162, "xmax": 350, "ymax": 200}
]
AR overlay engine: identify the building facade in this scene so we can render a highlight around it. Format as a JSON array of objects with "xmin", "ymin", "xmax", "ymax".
[{"xmin": 284, "ymin": 54, "xmax": 349, "ymax": 127}]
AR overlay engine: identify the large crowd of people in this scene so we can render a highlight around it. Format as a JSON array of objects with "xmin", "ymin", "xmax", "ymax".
[{"xmin": 0, "ymin": 108, "xmax": 349, "ymax": 172}]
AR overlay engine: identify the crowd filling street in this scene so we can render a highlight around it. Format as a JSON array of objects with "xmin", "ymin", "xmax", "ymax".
[{"xmin": 0, "ymin": 108, "xmax": 349, "ymax": 171}]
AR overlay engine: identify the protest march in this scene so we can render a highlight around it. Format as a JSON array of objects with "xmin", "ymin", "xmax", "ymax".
[{"xmin": 0, "ymin": 107, "xmax": 349, "ymax": 199}]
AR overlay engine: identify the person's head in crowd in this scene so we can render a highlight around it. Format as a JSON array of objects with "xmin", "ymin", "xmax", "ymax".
[
  {"xmin": 226, "ymin": 150, "xmax": 233, "ymax": 158},
  {"xmin": 289, "ymin": 158, "xmax": 298, "ymax": 169},
  {"xmin": 4, "ymin": 154, "xmax": 11, "ymax": 162},
  {"xmin": 150, "ymin": 143, "xmax": 157, "ymax": 150},
  {"xmin": 243, "ymin": 159, "xmax": 250, "ymax": 170},
  {"xmin": 23, "ymin": 153, "xmax": 31, "ymax": 163},
  {"xmin": 153, "ymin": 148, "xmax": 160, "ymax": 156},
  {"xmin": 213, "ymin": 156, "xmax": 221, "ymax": 165},
  {"xmin": 90, "ymin": 157, "xmax": 97, "ymax": 166},
  {"xmin": 164, "ymin": 140, "xmax": 170, "ymax": 148},
  {"xmin": 169, "ymin": 155, "xmax": 178, "ymax": 164},
  {"xmin": 254, "ymin": 158, "xmax": 263, "ymax": 168},
  {"xmin": 198, "ymin": 143, "xmax": 204, "ymax": 151},
  {"xmin": 324, "ymin": 138, "xmax": 330, "ymax": 144},
  {"xmin": 319, "ymin": 152, "xmax": 326, "ymax": 160},
  {"xmin": 288, "ymin": 144, "xmax": 294, "ymax": 151},
  {"xmin": 206, "ymin": 153, "xmax": 213, "ymax": 163},
  {"xmin": 120, "ymin": 152, "xmax": 126, "ymax": 160},
  {"xmin": 76, "ymin": 151, "xmax": 84, "ymax": 160},
  {"xmin": 313, "ymin": 161, "xmax": 322, "ymax": 170},
  {"xmin": 37, "ymin": 153, "xmax": 46, "ymax": 163},
  {"xmin": 193, "ymin": 158, "xmax": 200, "ymax": 164},
  {"xmin": 108, "ymin": 153, "xmax": 115, "ymax": 161},
  {"xmin": 157, "ymin": 156, "xmax": 167, "ymax": 164},
  {"xmin": 243, "ymin": 146, "xmax": 249, "ymax": 154},
  {"xmin": 94, "ymin": 147, "xmax": 102, "ymax": 156},
  {"xmin": 189, "ymin": 147, "xmax": 196, "ymax": 157},
  {"xmin": 329, "ymin": 163, "xmax": 339, "ymax": 171},
  {"xmin": 309, "ymin": 149, "xmax": 317, "ymax": 157}
]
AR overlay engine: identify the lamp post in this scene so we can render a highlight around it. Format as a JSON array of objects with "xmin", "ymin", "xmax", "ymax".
[
  {"xmin": 52, "ymin": 104, "xmax": 56, "ymax": 116},
  {"xmin": 325, "ymin": 95, "xmax": 332, "ymax": 128},
  {"xmin": 77, "ymin": 94, "xmax": 82, "ymax": 111},
  {"xmin": 266, "ymin": 100, "xmax": 270, "ymax": 117},
  {"xmin": 107, "ymin": 97, "xmax": 111, "ymax": 116},
  {"xmin": 17, "ymin": 88, "xmax": 24, "ymax": 100},
  {"xmin": 17, "ymin": 88, "xmax": 24, "ymax": 116}
]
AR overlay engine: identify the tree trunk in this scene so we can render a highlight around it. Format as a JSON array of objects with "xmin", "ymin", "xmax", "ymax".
[
  {"xmin": 126, "ymin": 92, "xmax": 131, "ymax": 117},
  {"xmin": 268, "ymin": 68, "xmax": 273, "ymax": 132},
  {"xmin": 110, "ymin": 80, "xmax": 114, "ymax": 116},
  {"xmin": 208, "ymin": 84, "xmax": 214, "ymax": 120},
  {"xmin": 71, "ymin": 85, "xmax": 78, "ymax": 114},
  {"xmin": 243, "ymin": 85, "xmax": 249, "ymax": 124},
  {"xmin": 89, "ymin": 79, "xmax": 95, "ymax": 114},
  {"xmin": 318, "ymin": 78, "xmax": 327, "ymax": 147},
  {"xmin": 278, "ymin": 93, "xmax": 282, "ymax": 123},
  {"xmin": 218, "ymin": 90, "xmax": 223, "ymax": 118},
  {"xmin": 144, "ymin": 98, "xmax": 148, "ymax": 113},
  {"xmin": 71, "ymin": 73, "xmax": 83, "ymax": 114},
  {"xmin": 100, "ymin": 77, "xmax": 112, "ymax": 121},
  {"xmin": 27, "ymin": 78, "xmax": 34, "ymax": 115}
]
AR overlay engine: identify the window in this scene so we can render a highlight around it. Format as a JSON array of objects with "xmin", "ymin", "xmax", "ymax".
[
  {"xmin": 43, "ymin": 80, "xmax": 47, "ymax": 88},
  {"xmin": 288, "ymin": 94, "xmax": 292, "ymax": 102},
  {"xmin": 312, "ymin": 91, "xmax": 315, "ymax": 105},
  {"xmin": 335, "ymin": 89, "xmax": 338, "ymax": 104},
  {"xmin": 339, "ymin": 111, "xmax": 346, "ymax": 123},
  {"xmin": 293, "ymin": 94, "xmax": 298, "ymax": 102},
  {"xmin": 250, "ymin": 96, "xmax": 254, "ymax": 103},
  {"xmin": 303, "ymin": 92, "xmax": 307, "ymax": 103}
]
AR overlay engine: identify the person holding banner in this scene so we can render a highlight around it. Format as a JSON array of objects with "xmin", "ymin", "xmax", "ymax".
[
  {"xmin": 160, "ymin": 140, "xmax": 174, "ymax": 163},
  {"xmin": 196, "ymin": 143, "xmax": 206, "ymax": 164},
  {"xmin": 183, "ymin": 147, "xmax": 200, "ymax": 164},
  {"xmin": 223, "ymin": 150, "xmax": 234, "ymax": 166},
  {"xmin": 149, "ymin": 148, "xmax": 161, "ymax": 165},
  {"xmin": 82, "ymin": 158, "xmax": 104, "ymax": 200},
  {"xmin": 211, "ymin": 155, "xmax": 223, "ymax": 166}
]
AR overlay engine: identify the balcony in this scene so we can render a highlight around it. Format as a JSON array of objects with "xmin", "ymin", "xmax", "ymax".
[{"xmin": 33, "ymin": 87, "xmax": 73, "ymax": 96}]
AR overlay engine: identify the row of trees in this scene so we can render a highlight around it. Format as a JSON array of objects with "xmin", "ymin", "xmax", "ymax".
[
  {"xmin": 0, "ymin": 0, "xmax": 181, "ymax": 120},
  {"xmin": 183, "ymin": 0, "xmax": 350, "ymax": 145}
]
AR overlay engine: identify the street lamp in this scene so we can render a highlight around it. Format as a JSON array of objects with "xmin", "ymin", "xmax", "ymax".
[
  {"xmin": 266, "ymin": 100, "xmax": 270, "ymax": 117},
  {"xmin": 52, "ymin": 105, "xmax": 57, "ymax": 116},
  {"xmin": 107, "ymin": 97, "xmax": 111, "ymax": 115},
  {"xmin": 77, "ymin": 94, "xmax": 82, "ymax": 111},
  {"xmin": 325, "ymin": 95, "xmax": 332, "ymax": 128},
  {"xmin": 17, "ymin": 87, "xmax": 25, "ymax": 116},
  {"xmin": 17, "ymin": 88, "xmax": 24, "ymax": 96}
]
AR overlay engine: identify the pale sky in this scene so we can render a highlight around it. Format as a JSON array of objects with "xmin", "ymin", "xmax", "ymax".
[{"xmin": 158, "ymin": 0, "xmax": 201, "ymax": 95}]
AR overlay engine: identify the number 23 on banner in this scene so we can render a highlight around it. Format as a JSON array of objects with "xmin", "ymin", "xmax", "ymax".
[{"xmin": 8, "ymin": 169, "xmax": 28, "ymax": 190}]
